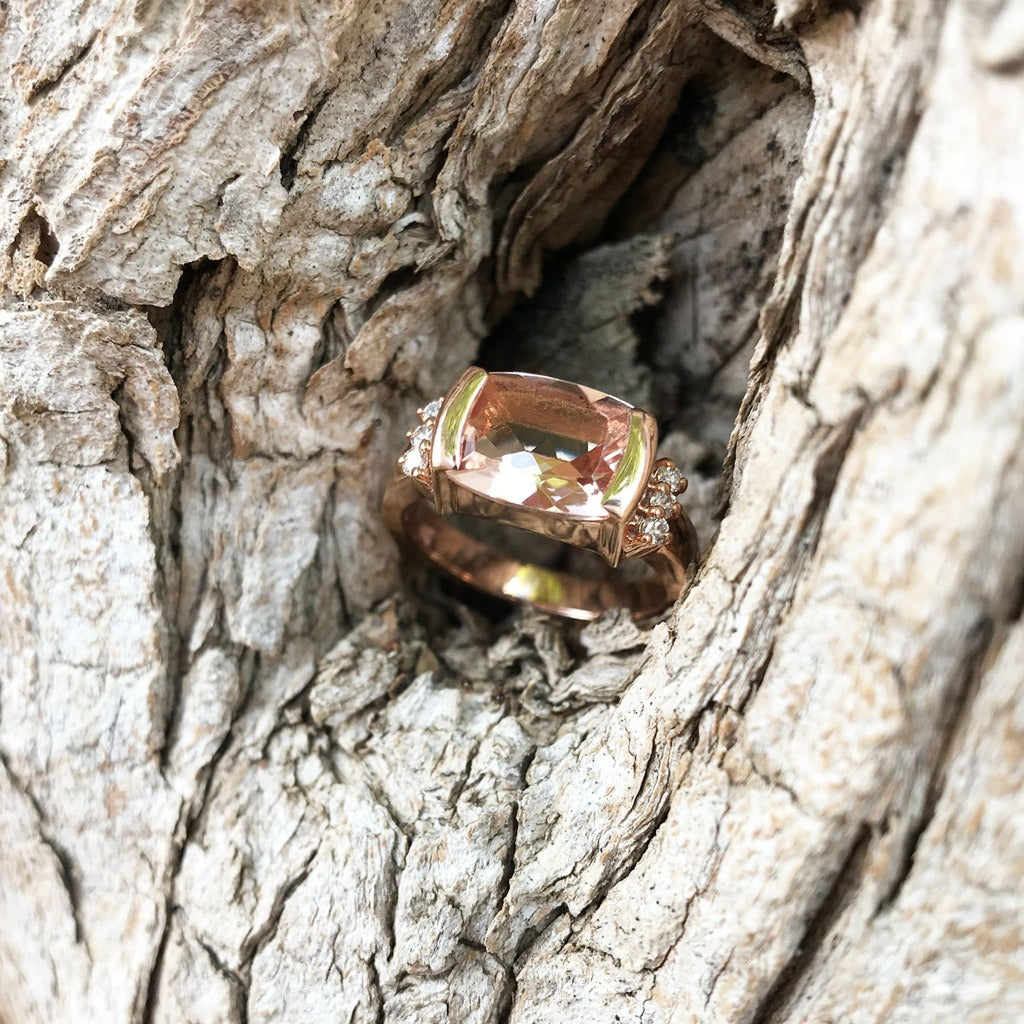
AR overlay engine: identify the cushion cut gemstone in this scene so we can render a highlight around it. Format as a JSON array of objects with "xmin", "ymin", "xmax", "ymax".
[{"xmin": 450, "ymin": 373, "xmax": 635, "ymax": 518}]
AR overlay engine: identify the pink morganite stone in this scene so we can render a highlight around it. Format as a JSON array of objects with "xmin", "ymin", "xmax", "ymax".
[{"xmin": 452, "ymin": 373, "xmax": 633, "ymax": 518}]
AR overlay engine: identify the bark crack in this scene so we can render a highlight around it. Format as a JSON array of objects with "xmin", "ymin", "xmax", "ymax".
[
  {"xmin": 24, "ymin": 31, "xmax": 98, "ymax": 104},
  {"xmin": 874, "ymin": 612, "xmax": 997, "ymax": 914},
  {"xmin": 238, "ymin": 847, "xmax": 319, "ymax": 972},
  {"xmin": 746, "ymin": 823, "xmax": 873, "ymax": 1024},
  {"xmin": 140, "ymin": 652, "xmax": 259, "ymax": 1024},
  {"xmin": 0, "ymin": 751, "xmax": 92, "ymax": 963}
]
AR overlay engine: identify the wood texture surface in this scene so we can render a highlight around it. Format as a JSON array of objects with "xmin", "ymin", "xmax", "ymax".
[{"xmin": 0, "ymin": 1, "xmax": 1021, "ymax": 1022}]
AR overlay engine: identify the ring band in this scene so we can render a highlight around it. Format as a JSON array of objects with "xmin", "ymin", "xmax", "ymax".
[{"xmin": 383, "ymin": 367, "xmax": 698, "ymax": 621}]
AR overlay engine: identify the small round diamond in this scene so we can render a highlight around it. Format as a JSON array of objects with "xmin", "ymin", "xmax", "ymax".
[
  {"xmin": 642, "ymin": 517, "xmax": 670, "ymax": 544},
  {"xmin": 654, "ymin": 464, "xmax": 685, "ymax": 491},
  {"xmin": 646, "ymin": 490, "xmax": 674, "ymax": 511},
  {"xmin": 400, "ymin": 447, "xmax": 425, "ymax": 477},
  {"xmin": 419, "ymin": 399, "xmax": 442, "ymax": 420},
  {"xmin": 411, "ymin": 422, "xmax": 434, "ymax": 447}
]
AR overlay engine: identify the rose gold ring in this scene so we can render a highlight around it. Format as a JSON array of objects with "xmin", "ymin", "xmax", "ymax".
[{"xmin": 383, "ymin": 367, "xmax": 698, "ymax": 621}]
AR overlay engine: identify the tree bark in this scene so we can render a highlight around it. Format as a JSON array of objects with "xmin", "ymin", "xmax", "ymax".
[{"xmin": 1, "ymin": 1, "xmax": 1022, "ymax": 1023}]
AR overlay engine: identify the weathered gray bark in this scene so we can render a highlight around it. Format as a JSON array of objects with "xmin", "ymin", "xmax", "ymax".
[{"xmin": 0, "ymin": 1, "xmax": 1022, "ymax": 1023}]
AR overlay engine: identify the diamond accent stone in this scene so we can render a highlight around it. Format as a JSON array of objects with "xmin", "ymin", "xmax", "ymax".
[
  {"xmin": 411, "ymin": 422, "xmax": 434, "ymax": 447},
  {"xmin": 450, "ymin": 373, "xmax": 635, "ymax": 517},
  {"xmin": 642, "ymin": 517, "xmax": 670, "ymax": 544},
  {"xmin": 400, "ymin": 447, "xmax": 425, "ymax": 477},
  {"xmin": 646, "ymin": 490, "xmax": 674, "ymax": 511},
  {"xmin": 653, "ymin": 463, "xmax": 685, "ymax": 491},
  {"xmin": 420, "ymin": 398, "xmax": 442, "ymax": 420}
]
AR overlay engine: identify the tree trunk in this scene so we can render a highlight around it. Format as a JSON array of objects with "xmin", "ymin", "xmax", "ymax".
[{"xmin": 1, "ymin": 1, "xmax": 1021, "ymax": 1022}]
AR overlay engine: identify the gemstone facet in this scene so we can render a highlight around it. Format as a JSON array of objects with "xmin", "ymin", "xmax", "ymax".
[{"xmin": 450, "ymin": 373, "xmax": 637, "ymax": 519}]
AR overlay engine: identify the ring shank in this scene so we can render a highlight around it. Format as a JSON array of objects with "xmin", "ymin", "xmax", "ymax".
[{"xmin": 384, "ymin": 474, "xmax": 697, "ymax": 621}]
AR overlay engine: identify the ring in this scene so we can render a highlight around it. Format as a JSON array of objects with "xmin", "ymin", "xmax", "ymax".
[{"xmin": 383, "ymin": 367, "xmax": 698, "ymax": 621}]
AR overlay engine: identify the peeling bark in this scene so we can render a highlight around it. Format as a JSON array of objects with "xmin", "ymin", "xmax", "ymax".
[{"xmin": 1, "ymin": 1, "xmax": 1022, "ymax": 1023}]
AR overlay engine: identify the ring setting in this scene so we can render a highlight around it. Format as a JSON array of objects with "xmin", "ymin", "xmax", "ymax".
[{"xmin": 385, "ymin": 367, "xmax": 698, "ymax": 620}]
